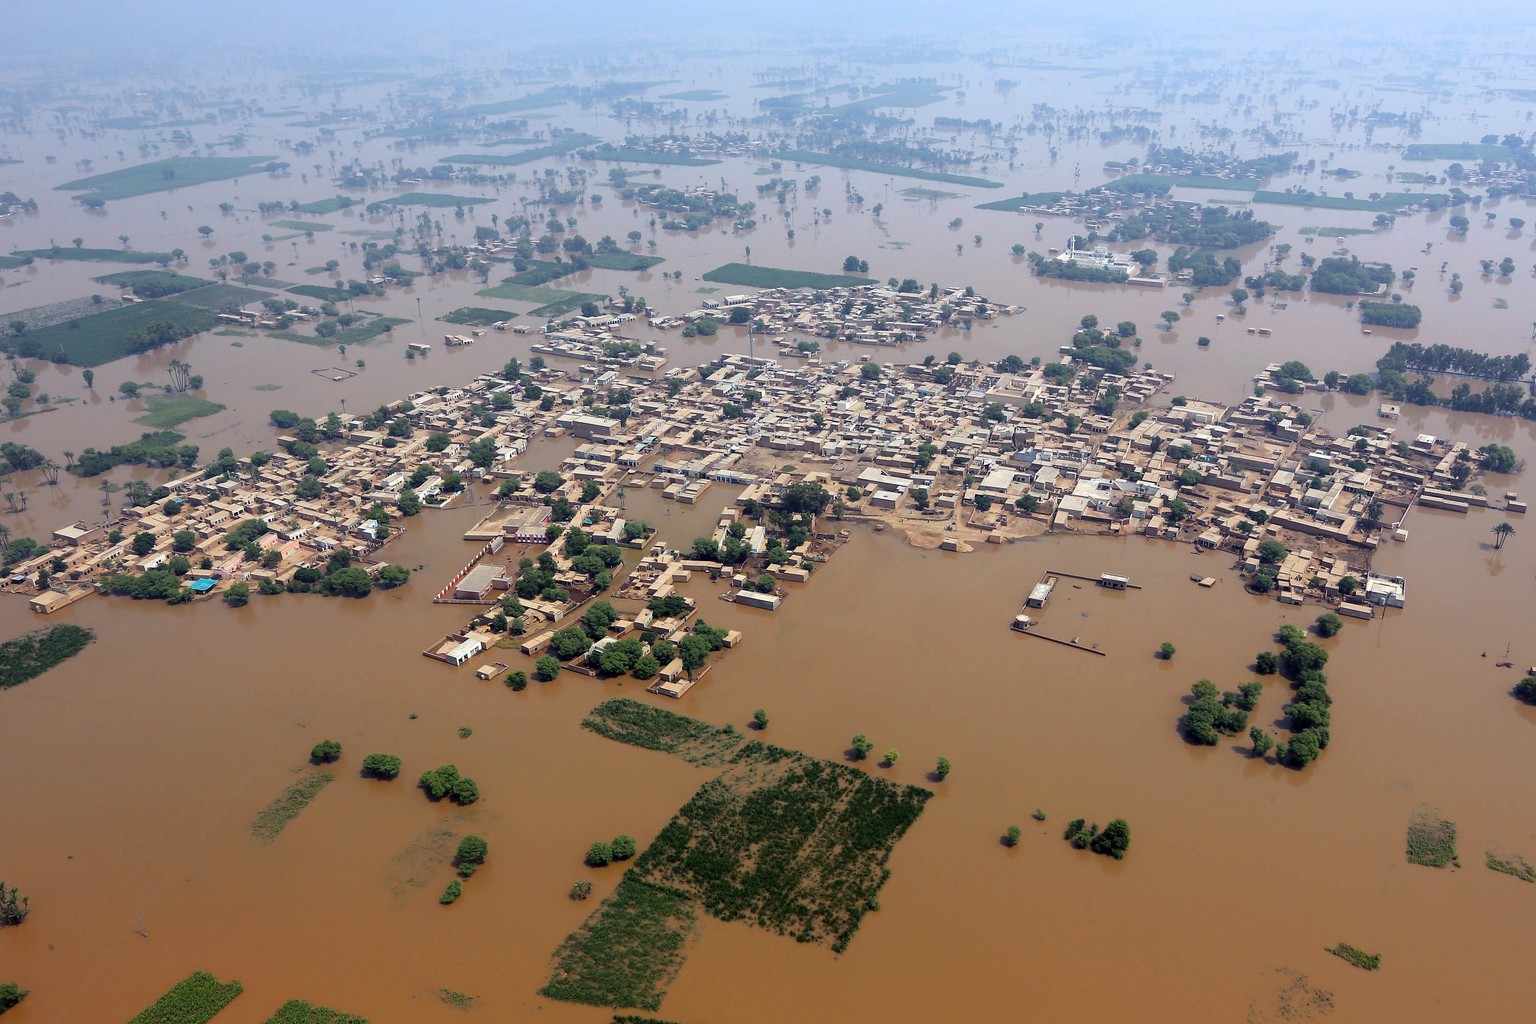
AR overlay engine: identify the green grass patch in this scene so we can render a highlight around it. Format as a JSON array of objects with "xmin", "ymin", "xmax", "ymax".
[
  {"xmin": 251, "ymin": 771, "xmax": 334, "ymax": 843},
  {"xmin": 1325, "ymin": 942, "xmax": 1381, "ymax": 971},
  {"xmin": 442, "ymin": 307, "xmax": 516, "ymax": 327},
  {"xmin": 0, "ymin": 255, "xmax": 32, "ymax": 269},
  {"xmin": 588, "ymin": 253, "xmax": 665, "ymax": 271},
  {"xmin": 1406, "ymin": 805, "xmax": 1457, "ymax": 867},
  {"xmin": 1486, "ymin": 851, "xmax": 1536, "ymax": 882},
  {"xmin": 825, "ymin": 81, "xmax": 949, "ymax": 114},
  {"xmin": 57, "ymin": 156, "xmax": 276, "ymax": 201},
  {"xmin": 18, "ymin": 246, "xmax": 171, "ymax": 265},
  {"xmin": 334, "ymin": 316, "xmax": 408, "ymax": 344},
  {"xmin": 476, "ymin": 279, "xmax": 604, "ymax": 310},
  {"xmin": 12, "ymin": 301, "xmax": 216, "ymax": 367},
  {"xmin": 582, "ymin": 698, "xmax": 746, "ymax": 767},
  {"xmin": 134, "ymin": 394, "xmax": 227, "ymax": 430},
  {"xmin": 505, "ymin": 260, "xmax": 576, "ymax": 287},
  {"xmin": 94, "ymin": 270, "xmax": 209, "ymax": 296},
  {"xmin": 460, "ymin": 87, "xmax": 573, "ymax": 115},
  {"xmin": 900, "ymin": 187, "xmax": 961, "ymax": 201},
  {"xmin": 373, "ymin": 191, "xmax": 493, "ymax": 209},
  {"xmin": 540, "ymin": 878, "xmax": 698, "ymax": 1012},
  {"xmin": 1393, "ymin": 171, "xmax": 1431, "ymax": 184},
  {"xmin": 701, "ymin": 263, "xmax": 874, "ymax": 289},
  {"xmin": 1174, "ymin": 174, "xmax": 1262, "ymax": 191},
  {"xmin": 478, "ymin": 137, "xmax": 539, "ymax": 147},
  {"xmin": 976, "ymin": 191, "xmax": 1070, "ymax": 212},
  {"xmin": 778, "ymin": 150, "xmax": 1002, "ymax": 188},
  {"xmin": 1255, "ymin": 191, "xmax": 1440, "ymax": 212},
  {"xmin": 287, "ymin": 284, "xmax": 349, "ymax": 301},
  {"xmin": 440, "ymin": 133, "xmax": 602, "ymax": 167},
  {"xmin": 174, "ymin": 283, "xmax": 273, "ymax": 310},
  {"xmin": 581, "ymin": 147, "xmax": 720, "ymax": 167},
  {"xmin": 530, "ymin": 294, "xmax": 607, "ymax": 318},
  {"xmin": 293, "ymin": 196, "xmax": 358, "ymax": 215},
  {"xmin": 125, "ymin": 970, "xmax": 243, "ymax": 1024},
  {"xmin": 661, "ymin": 89, "xmax": 727, "ymax": 101},
  {"xmin": 269, "ymin": 220, "xmax": 332, "ymax": 232},
  {"xmin": 263, "ymin": 1000, "xmax": 367, "ymax": 1024},
  {"xmin": 0, "ymin": 624, "xmax": 95, "ymax": 689},
  {"xmin": 1403, "ymin": 143, "xmax": 1511, "ymax": 162},
  {"xmin": 1298, "ymin": 226, "xmax": 1377, "ymax": 237}
]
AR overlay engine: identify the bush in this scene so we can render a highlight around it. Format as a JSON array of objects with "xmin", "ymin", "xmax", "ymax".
[
  {"xmin": 1089, "ymin": 818, "xmax": 1131, "ymax": 859},
  {"xmin": 0, "ymin": 982, "xmax": 27, "ymax": 1013},
  {"xmin": 222, "ymin": 581, "xmax": 250, "ymax": 607},
  {"xmin": 535, "ymin": 655, "xmax": 561, "ymax": 681},
  {"xmin": 1315, "ymin": 612, "xmax": 1343, "ymax": 637},
  {"xmin": 1254, "ymin": 651, "xmax": 1278, "ymax": 675},
  {"xmin": 457, "ymin": 834, "xmax": 489, "ymax": 872},
  {"xmin": 310, "ymin": 739, "xmax": 342, "ymax": 763},
  {"xmin": 1515, "ymin": 676, "xmax": 1536, "ymax": 704},
  {"xmin": 361, "ymin": 753, "xmax": 401, "ymax": 778},
  {"xmin": 587, "ymin": 841, "xmax": 614, "ymax": 867},
  {"xmin": 1004, "ymin": 826, "xmax": 1022, "ymax": 847},
  {"xmin": 611, "ymin": 835, "xmax": 637, "ymax": 860},
  {"xmin": 440, "ymin": 880, "xmax": 463, "ymax": 905},
  {"xmin": 420, "ymin": 764, "xmax": 480, "ymax": 804},
  {"xmin": 1159, "ymin": 641, "xmax": 1175, "ymax": 660},
  {"xmin": 506, "ymin": 670, "xmax": 528, "ymax": 691}
]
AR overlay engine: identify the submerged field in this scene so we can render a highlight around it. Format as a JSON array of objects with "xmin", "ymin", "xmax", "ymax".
[{"xmin": 57, "ymin": 156, "xmax": 278, "ymax": 200}]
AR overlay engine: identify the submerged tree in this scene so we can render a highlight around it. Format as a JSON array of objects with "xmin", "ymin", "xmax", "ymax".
[{"xmin": 1493, "ymin": 522, "xmax": 1515, "ymax": 549}]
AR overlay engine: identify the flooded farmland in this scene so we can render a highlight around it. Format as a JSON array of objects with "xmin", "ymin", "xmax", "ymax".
[{"xmin": 4, "ymin": 12, "xmax": 1536, "ymax": 1024}]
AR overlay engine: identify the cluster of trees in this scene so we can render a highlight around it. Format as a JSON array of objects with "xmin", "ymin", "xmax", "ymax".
[
  {"xmin": 1358, "ymin": 302, "xmax": 1422, "ymax": 329},
  {"xmin": 513, "ymin": 551, "xmax": 569, "ymax": 604},
  {"xmin": 1111, "ymin": 204, "xmax": 1273, "ymax": 250},
  {"xmin": 123, "ymin": 317, "xmax": 205, "ymax": 356},
  {"xmin": 1063, "ymin": 817, "xmax": 1131, "ymax": 859},
  {"xmin": 310, "ymin": 739, "xmax": 342, "ymax": 763},
  {"xmin": 1377, "ymin": 343, "xmax": 1531, "ymax": 383},
  {"xmin": 1263, "ymin": 625, "xmax": 1334, "ymax": 768},
  {"xmin": 1310, "ymin": 256, "xmax": 1395, "ymax": 295},
  {"xmin": 72, "ymin": 430, "xmax": 199, "ymax": 477},
  {"xmin": 1167, "ymin": 248, "xmax": 1244, "ymax": 287},
  {"xmin": 361, "ymin": 753, "xmax": 401, "ymax": 779},
  {"xmin": 456, "ymin": 835, "xmax": 489, "ymax": 878},
  {"xmin": 1182, "ymin": 679, "xmax": 1261, "ymax": 745},
  {"xmin": 1028, "ymin": 252, "xmax": 1128, "ymax": 284},
  {"xmin": 419, "ymin": 764, "xmax": 480, "ymax": 804},
  {"xmin": 0, "ymin": 881, "xmax": 29, "ymax": 926},
  {"xmin": 585, "ymin": 834, "xmax": 637, "ymax": 867}
]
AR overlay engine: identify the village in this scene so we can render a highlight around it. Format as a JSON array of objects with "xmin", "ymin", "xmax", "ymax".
[{"xmin": 8, "ymin": 278, "xmax": 1521, "ymax": 690}]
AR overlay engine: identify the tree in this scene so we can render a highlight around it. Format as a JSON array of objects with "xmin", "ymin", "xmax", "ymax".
[
  {"xmin": 1315, "ymin": 613, "xmax": 1343, "ymax": 638},
  {"xmin": 586, "ymin": 841, "xmax": 614, "ymax": 867},
  {"xmin": 223, "ymin": 581, "xmax": 250, "ymax": 607},
  {"xmin": 935, "ymin": 756, "xmax": 952, "ymax": 779},
  {"xmin": 753, "ymin": 709, "xmax": 769, "ymax": 730},
  {"xmin": 82, "ymin": 369, "xmax": 94, "ymax": 389},
  {"xmin": 1255, "ymin": 651, "xmax": 1278, "ymax": 675},
  {"xmin": 131, "ymin": 532, "xmax": 156, "ymax": 556},
  {"xmin": 1492, "ymin": 522, "xmax": 1515, "ymax": 549},
  {"xmin": 1004, "ymin": 826, "xmax": 1022, "ymax": 847},
  {"xmin": 1514, "ymin": 676, "xmax": 1536, "ymax": 704},
  {"xmin": 535, "ymin": 655, "xmax": 561, "ymax": 681},
  {"xmin": 1160, "ymin": 310, "xmax": 1180, "ymax": 330},
  {"xmin": 550, "ymin": 626, "xmax": 593, "ymax": 659},
  {"xmin": 1090, "ymin": 818, "xmax": 1131, "ymax": 859},
  {"xmin": 1479, "ymin": 444, "xmax": 1519, "ymax": 473},
  {"xmin": 781, "ymin": 480, "xmax": 831, "ymax": 515},
  {"xmin": 377, "ymin": 564, "xmax": 410, "ymax": 589},
  {"xmin": 882, "ymin": 748, "xmax": 900, "ymax": 765},
  {"xmin": 311, "ymin": 739, "xmax": 342, "ymax": 763},
  {"xmin": 1249, "ymin": 727, "xmax": 1274, "ymax": 759},
  {"xmin": 0, "ymin": 883, "xmax": 29, "ymax": 925},
  {"xmin": 456, "ymin": 835, "xmax": 489, "ymax": 875},
  {"xmin": 439, "ymin": 880, "xmax": 463, "ymax": 905},
  {"xmin": 851, "ymin": 734, "xmax": 874, "ymax": 759},
  {"xmin": 0, "ymin": 982, "xmax": 27, "ymax": 1012},
  {"xmin": 362, "ymin": 753, "xmax": 401, "ymax": 778},
  {"xmin": 1257, "ymin": 539, "xmax": 1287, "ymax": 564},
  {"xmin": 1159, "ymin": 642, "xmax": 1176, "ymax": 660},
  {"xmin": 611, "ymin": 835, "xmax": 637, "ymax": 860},
  {"xmin": 534, "ymin": 470, "xmax": 563, "ymax": 493}
]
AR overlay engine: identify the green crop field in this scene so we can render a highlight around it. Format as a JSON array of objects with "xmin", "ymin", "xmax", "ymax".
[
  {"xmin": 251, "ymin": 771, "xmax": 334, "ymax": 842},
  {"xmin": 10, "ymin": 301, "xmax": 217, "ymax": 367},
  {"xmin": 825, "ymin": 81, "xmax": 949, "ymax": 114},
  {"xmin": 269, "ymin": 220, "xmax": 332, "ymax": 232},
  {"xmin": 175, "ymin": 283, "xmax": 274, "ymax": 310},
  {"xmin": 440, "ymin": 134, "xmax": 602, "ymax": 167},
  {"xmin": 459, "ymin": 87, "xmax": 573, "ymax": 115},
  {"xmin": 94, "ymin": 270, "xmax": 208, "ymax": 295},
  {"xmin": 702, "ymin": 263, "xmax": 874, "ymax": 289},
  {"xmin": 441, "ymin": 307, "xmax": 517, "ymax": 326},
  {"xmin": 293, "ymin": 196, "xmax": 358, "ymax": 215},
  {"xmin": 1255, "ymin": 191, "xmax": 1439, "ymax": 212},
  {"xmin": 588, "ymin": 253, "xmax": 665, "ymax": 271},
  {"xmin": 126, "ymin": 971, "xmax": 243, "ymax": 1024},
  {"xmin": 287, "ymin": 284, "xmax": 349, "ymax": 301},
  {"xmin": 372, "ymin": 192, "xmax": 493, "ymax": 208},
  {"xmin": 134, "ymin": 394, "xmax": 227, "ymax": 430},
  {"xmin": 1170, "ymin": 174, "xmax": 1262, "ymax": 191},
  {"xmin": 0, "ymin": 255, "xmax": 33, "ymax": 269},
  {"xmin": 263, "ymin": 999, "xmax": 369, "ymax": 1023},
  {"xmin": 478, "ymin": 137, "xmax": 539, "ymax": 147},
  {"xmin": 581, "ymin": 148, "xmax": 720, "ymax": 166},
  {"xmin": 18, "ymin": 246, "xmax": 172, "ymax": 265},
  {"xmin": 476, "ymin": 278, "xmax": 605, "ymax": 310},
  {"xmin": 0, "ymin": 624, "xmax": 95, "ymax": 689},
  {"xmin": 976, "ymin": 191, "xmax": 1070, "ymax": 212},
  {"xmin": 661, "ymin": 89, "xmax": 728, "ymax": 101},
  {"xmin": 1298, "ymin": 226, "xmax": 1377, "ymax": 237},
  {"xmin": 56, "ymin": 156, "xmax": 277, "ymax": 200},
  {"xmin": 778, "ymin": 150, "xmax": 1001, "ymax": 188},
  {"xmin": 1403, "ymin": 143, "xmax": 1512, "ymax": 162},
  {"xmin": 529, "ymin": 294, "xmax": 607, "ymax": 318}
]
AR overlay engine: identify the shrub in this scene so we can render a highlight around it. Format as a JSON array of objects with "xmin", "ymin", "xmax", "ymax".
[
  {"xmin": 934, "ymin": 756, "xmax": 952, "ymax": 779},
  {"xmin": 1159, "ymin": 641, "xmax": 1175, "ymax": 660},
  {"xmin": 569, "ymin": 880, "xmax": 593, "ymax": 900},
  {"xmin": 440, "ymin": 880, "xmax": 463, "ymax": 905},
  {"xmin": 611, "ymin": 835, "xmax": 637, "ymax": 860},
  {"xmin": 0, "ymin": 982, "xmax": 27, "ymax": 1012},
  {"xmin": 587, "ymin": 841, "xmax": 614, "ymax": 867},
  {"xmin": 506, "ymin": 670, "xmax": 528, "ymax": 691},
  {"xmin": 1315, "ymin": 612, "xmax": 1343, "ymax": 637},
  {"xmin": 0, "ymin": 883, "xmax": 30, "ymax": 926},
  {"xmin": 535, "ymin": 655, "xmax": 561, "ymax": 681},
  {"xmin": 1516, "ymin": 676, "xmax": 1536, "ymax": 704},
  {"xmin": 310, "ymin": 739, "xmax": 341, "ymax": 763},
  {"xmin": 1004, "ymin": 826, "xmax": 1022, "ymax": 847},
  {"xmin": 361, "ymin": 753, "xmax": 401, "ymax": 778},
  {"xmin": 457, "ymin": 835, "xmax": 489, "ymax": 874}
]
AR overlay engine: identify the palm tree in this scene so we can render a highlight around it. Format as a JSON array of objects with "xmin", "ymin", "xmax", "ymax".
[{"xmin": 1493, "ymin": 522, "xmax": 1515, "ymax": 549}]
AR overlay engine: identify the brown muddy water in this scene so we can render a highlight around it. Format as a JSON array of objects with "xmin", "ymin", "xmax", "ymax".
[{"xmin": 5, "ymin": 44, "xmax": 1536, "ymax": 1023}]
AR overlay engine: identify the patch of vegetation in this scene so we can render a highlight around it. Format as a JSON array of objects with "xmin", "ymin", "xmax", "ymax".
[
  {"xmin": 436, "ymin": 989, "xmax": 477, "ymax": 1010},
  {"xmin": 94, "ymin": 270, "xmax": 209, "ymax": 296},
  {"xmin": 371, "ymin": 191, "xmax": 494, "ymax": 209},
  {"xmin": 1255, "ymin": 191, "xmax": 1439, "ymax": 212},
  {"xmin": 0, "ymin": 624, "xmax": 95, "ymax": 689},
  {"xmin": 1061, "ymin": 817, "xmax": 1132, "ymax": 859},
  {"xmin": 1402, "ymin": 143, "xmax": 1511, "ymax": 162},
  {"xmin": 18, "ymin": 246, "xmax": 171, "ymax": 265},
  {"xmin": 125, "ymin": 970, "xmax": 243, "ymax": 1024},
  {"xmin": 1325, "ymin": 942, "xmax": 1381, "ymax": 971},
  {"xmin": 269, "ymin": 220, "xmax": 333, "ymax": 233},
  {"xmin": 701, "ymin": 263, "xmax": 875, "ymax": 289},
  {"xmin": 660, "ymin": 89, "xmax": 727, "ymax": 101},
  {"xmin": 361, "ymin": 753, "xmax": 402, "ymax": 779},
  {"xmin": 134, "ymin": 394, "xmax": 227, "ymax": 430},
  {"xmin": 824, "ymin": 80, "xmax": 950, "ymax": 114},
  {"xmin": 175, "ymin": 283, "xmax": 275, "ymax": 309},
  {"xmin": 1486, "ymin": 851, "xmax": 1536, "ymax": 882},
  {"xmin": 1358, "ymin": 302, "xmax": 1421, "ymax": 329},
  {"xmin": 634, "ymin": 741, "xmax": 930, "ymax": 951},
  {"xmin": 441, "ymin": 306, "xmax": 516, "ymax": 326},
  {"xmin": 57, "ymin": 156, "xmax": 276, "ymax": 200},
  {"xmin": 1299, "ymin": 225, "xmax": 1377, "ymax": 237},
  {"xmin": 263, "ymin": 1000, "xmax": 368, "ymax": 1023},
  {"xmin": 580, "ymin": 145, "xmax": 720, "ymax": 167},
  {"xmin": 251, "ymin": 772, "xmax": 334, "ymax": 843},
  {"xmin": 418, "ymin": 764, "xmax": 480, "ymax": 804},
  {"xmin": 540, "ymin": 878, "xmax": 697, "ymax": 1012},
  {"xmin": 777, "ymin": 150, "xmax": 1002, "ymax": 188},
  {"xmin": 529, "ymin": 294, "xmax": 608, "ymax": 318},
  {"xmin": 4, "ymin": 301, "xmax": 216, "ymax": 367},
  {"xmin": 440, "ymin": 134, "xmax": 602, "ymax": 167},
  {"xmin": 476, "ymin": 279, "xmax": 605, "ymax": 314},
  {"xmin": 293, "ymin": 196, "xmax": 358, "ymax": 215},
  {"xmin": 1406, "ymin": 805, "xmax": 1458, "ymax": 867},
  {"xmin": 582, "ymin": 698, "xmax": 746, "ymax": 766},
  {"xmin": 588, "ymin": 252, "xmax": 665, "ymax": 271},
  {"xmin": 0, "ymin": 981, "xmax": 26, "ymax": 1013}
]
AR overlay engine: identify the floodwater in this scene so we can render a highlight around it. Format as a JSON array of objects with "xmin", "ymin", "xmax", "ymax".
[{"xmin": 4, "ymin": 36, "xmax": 1536, "ymax": 1023}]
